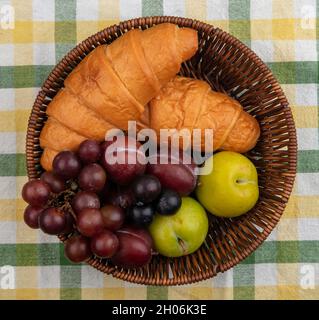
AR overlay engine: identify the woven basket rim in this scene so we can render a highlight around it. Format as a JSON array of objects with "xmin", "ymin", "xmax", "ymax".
[{"xmin": 26, "ymin": 16, "xmax": 297, "ymax": 286}]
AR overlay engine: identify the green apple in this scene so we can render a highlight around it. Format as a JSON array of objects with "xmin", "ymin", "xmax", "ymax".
[
  {"xmin": 196, "ymin": 151, "xmax": 259, "ymax": 218},
  {"xmin": 149, "ymin": 197, "xmax": 208, "ymax": 257}
]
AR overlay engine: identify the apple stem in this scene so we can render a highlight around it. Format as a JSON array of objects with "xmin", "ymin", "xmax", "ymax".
[{"xmin": 178, "ymin": 238, "xmax": 188, "ymax": 255}]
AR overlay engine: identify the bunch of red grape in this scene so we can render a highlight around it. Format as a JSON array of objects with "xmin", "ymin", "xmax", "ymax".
[{"xmin": 22, "ymin": 136, "xmax": 198, "ymax": 268}]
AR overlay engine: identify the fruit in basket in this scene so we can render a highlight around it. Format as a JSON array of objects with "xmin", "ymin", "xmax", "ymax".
[
  {"xmin": 39, "ymin": 207, "xmax": 66, "ymax": 235},
  {"xmin": 77, "ymin": 208, "xmax": 104, "ymax": 237},
  {"xmin": 132, "ymin": 175, "xmax": 161, "ymax": 203},
  {"xmin": 111, "ymin": 226, "xmax": 153, "ymax": 268},
  {"xmin": 102, "ymin": 136, "xmax": 146, "ymax": 185},
  {"xmin": 146, "ymin": 151, "xmax": 198, "ymax": 196},
  {"xmin": 72, "ymin": 191, "xmax": 100, "ymax": 214},
  {"xmin": 156, "ymin": 189, "xmax": 181, "ymax": 215},
  {"xmin": 53, "ymin": 151, "xmax": 81, "ymax": 180},
  {"xmin": 64, "ymin": 235, "xmax": 92, "ymax": 263},
  {"xmin": 40, "ymin": 171, "xmax": 66, "ymax": 193},
  {"xmin": 91, "ymin": 230, "xmax": 119, "ymax": 258},
  {"xmin": 62, "ymin": 211, "xmax": 75, "ymax": 234},
  {"xmin": 196, "ymin": 151, "xmax": 259, "ymax": 218},
  {"xmin": 22, "ymin": 180, "xmax": 51, "ymax": 207},
  {"xmin": 103, "ymin": 185, "xmax": 135, "ymax": 209},
  {"xmin": 128, "ymin": 204, "xmax": 155, "ymax": 226},
  {"xmin": 149, "ymin": 197, "xmax": 208, "ymax": 257},
  {"xmin": 123, "ymin": 226, "xmax": 154, "ymax": 250},
  {"xmin": 78, "ymin": 163, "xmax": 106, "ymax": 192},
  {"xmin": 78, "ymin": 140, "xmax": 101, "ymax": 164},
  {"xmin": 100, "ymin": 205, "xmax": 125, "ymax": 231},
  {"xmin": 23, "ymin": 205, "xmax": 44, "ymax": 229}
]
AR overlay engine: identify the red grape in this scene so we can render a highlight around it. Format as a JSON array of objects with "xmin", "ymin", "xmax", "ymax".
[
  {"xmin": 103, "ymin": 186, "xmax": 135, "ymax": 209},
  {"xmin": 119, "ymin": 226, "xmax": 154, "ymax": 250},
  {"xmin": 77, "ymin": 208, "xmax": 104, "ymax": 237},
  {"xmin": 102, "ymin": 136, "xmax": 146, "ymax": 185},
  {"xmin": 39, "ymin": 207, "xmax": 66, "ymax": 235},
  {"xmin": 99, "ymin": 140, "xmax": 109, "ymax": 167},
  {"xmin": 100, "ymin": 205, "xmax": 125, "ymax": 231},
  {"xmin": 91, "ymin": 230, "xmax": 119, "ymax": 258},
  {"xmin": 40, "ymin": 171, "xmax": 66, "ymax": 193},
  {"xmin": 23, "ymin": 205, "xmax": 44, "ymax": 229},
  {"xmin": 64, "ymin": 235, "xmax": 92, "ymax": 263},
  {"xmin": 111, "ymin": 226, "xmax": 153, "ymax": 268},
  {"xmin": 78, "ymin": 140, "xmax": 101, "ymax": 164},
  {"xmin": 53, "ymin": 151, "xmax": 81, "ymax": 180},
  {"xmin": 22, "ymin": 180, "xmax": 51, "ymax": 207},
  {"xmin": 61, "ymin": 211, "xmax": 75, "ymax": 234},
  {"xmin": 147, "ymin": 151, "xmax": 198, "ymax": 196},
  {"xmin": 72, "ymin": 191, "xmax": 100, "ymax": 214},
  {"xmin": 78, "ymin": 163, "xmax": 106, "ymax": 193},
  {"xmin": 100, "ymin": 140, "xmax": 108, "ymax": 153}
]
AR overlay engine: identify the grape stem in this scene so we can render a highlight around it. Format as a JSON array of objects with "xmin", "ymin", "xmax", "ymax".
[{"xmin": 47, "ymin": 188, "xmax": 77, "ymax": 221}]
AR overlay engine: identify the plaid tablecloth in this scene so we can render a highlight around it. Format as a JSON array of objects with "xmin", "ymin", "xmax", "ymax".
[{"xmin": 0, "ymin": 0, "xmax": 318, "ymax": 300}]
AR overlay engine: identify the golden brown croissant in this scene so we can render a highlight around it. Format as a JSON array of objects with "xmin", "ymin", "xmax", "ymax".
[
  {"xmin": 40, "ymin": 118, "xmax": 87, "ymax": 152},
  {"xmin": 46, "ymin": 88, "xmax": 115, "ymax": 140},
  {"xmin": 40, "ymin": 148, "xmax": 59, "ymax": 172},
  {"xmin": 149, "ymin": 77, "xmax": 260, "ymax": 153},
  {"xmin": 40, "ymin": 23, "xmax": 198, "ymax": 170}
]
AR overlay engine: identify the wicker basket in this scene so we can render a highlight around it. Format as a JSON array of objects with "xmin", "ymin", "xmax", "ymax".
[{"xmin": 26, "ymin": 16, "xmax": 297, "ymax": 285}]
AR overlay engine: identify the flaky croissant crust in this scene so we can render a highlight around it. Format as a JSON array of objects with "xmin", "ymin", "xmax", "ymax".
[
  {"xmin": 149, "ymin": 77, "xmax": 260, "ymax": 153},
  {"xmin": 40, "ymin": 23, "xmax": 198, "ymax": 170}
]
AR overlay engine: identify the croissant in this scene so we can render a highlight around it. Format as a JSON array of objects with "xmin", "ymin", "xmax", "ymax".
[
  {"xmin": 149, "ymin": 77, "xmax": 260, "ymax": 153},
  {"xmin": 40, "ymin": 23, "xmax": 198, "ymax": 170}
]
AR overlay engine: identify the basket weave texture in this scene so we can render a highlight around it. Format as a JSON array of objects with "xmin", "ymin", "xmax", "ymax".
[{"xmin": 26, "ymin": 16, "xmax": 297, "ymax": 285}]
